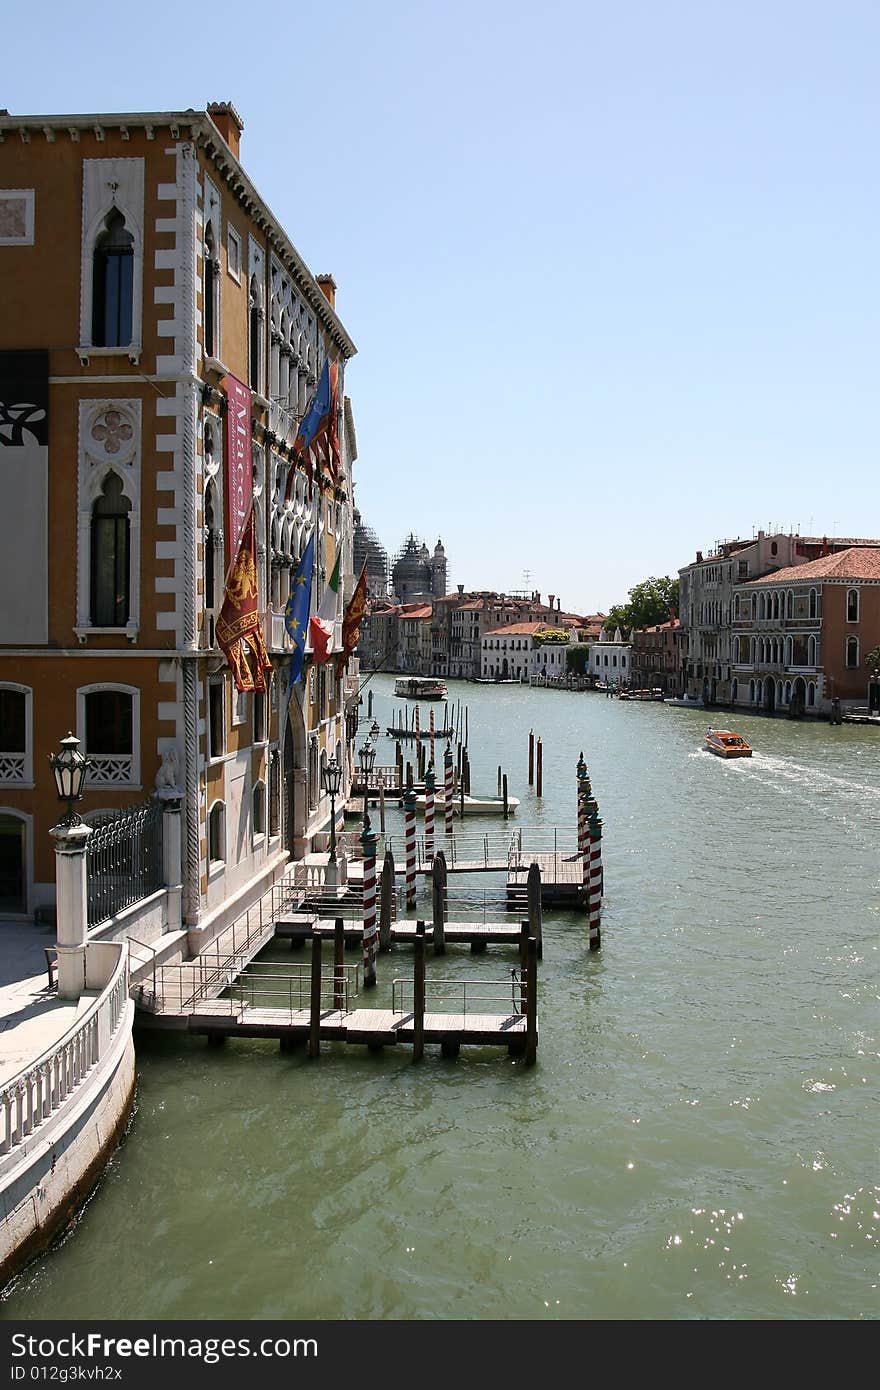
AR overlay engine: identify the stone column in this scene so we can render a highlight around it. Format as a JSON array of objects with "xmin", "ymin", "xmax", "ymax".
[
  {"xmin": 51, "ymin": 821, "xmax": 93, "ymax": 1000},
  {"xmin": 156, "ymin": 786, "xmax": 183, "ymax": 933}
]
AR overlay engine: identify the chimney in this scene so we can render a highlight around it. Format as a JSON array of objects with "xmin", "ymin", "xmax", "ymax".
[
  {"xmin": 548, "ymin": 594, "xmax": 555, "ymax": 611},
  {"xmin": 206, "ymin": 102, "xmax": 244, "ymax": 159},
  {"xmin": 457, "ymin": 584, "xmax": 464, "ymax": 594},
  {"xmin": 316, "ymin": 274, "xmax": 337, "ymax": 310},
  {"xmin": 696, "ymin": 551, "xmax": 703, "ymax": 563}
]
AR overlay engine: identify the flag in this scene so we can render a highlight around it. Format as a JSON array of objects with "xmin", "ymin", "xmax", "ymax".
[
  {"xmin": 285, "ymin": 531, "xmax": 315, "ymax": 687},
  {"xmin": 335, "ymin": 563, "xmax": 368, "ymax": 679},
  {"xmin": 215, "ymin": 504, "xmax": 272, "ymax": 693},
  {"xmin": 309, "ymin": 550, "xmax": 340, "ymax": 665},
  {"xmin": 283, "ymin": 358, "xmax": 336, "ymax": 501}
]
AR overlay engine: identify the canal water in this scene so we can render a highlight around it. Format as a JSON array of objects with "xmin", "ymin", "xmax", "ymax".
[{"xmin": 3, "ymin": 676, "xmax": 878, "ymax": 1320}]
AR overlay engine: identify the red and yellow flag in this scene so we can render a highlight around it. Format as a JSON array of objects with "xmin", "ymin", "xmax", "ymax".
[
  {"xmin": 215, "ymin": 505, "xmax": 272, "ymax": 692},
  {"xmin": 335, "ymin": 563, "xmax": 368, "ymax": 679}
]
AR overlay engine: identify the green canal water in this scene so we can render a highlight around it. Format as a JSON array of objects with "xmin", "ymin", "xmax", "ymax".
[{"xmin": 3, "ymin": 676, "xmax": 878, "ymax": 1320}]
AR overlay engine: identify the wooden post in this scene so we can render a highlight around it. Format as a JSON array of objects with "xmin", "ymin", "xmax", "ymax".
[
  {"xmin": 415, "ymin": 703, "xmax": 421, "ymax": 760},
  {"xmin": 432, "ymin": 850, "xmax": 447, "ymax": 954},
  {"xmin": 361, "ymin": 821, "xmax": 379, "ymax": 986},
  {"xmin": 536, "ymin": 738, "xmax": 543, "ymax": 797},
  {"xmin": 502, "ymin": 773, "xmax": 509, "ymax": 819},
  {"xmin": 333, "ymin": 918, "xmax": 345, "ymax": 1009},
  {"xmin": 379, "ymin": 848, "xmax": 395, "ymax": 951},
  {"xmin": 412, "ymin": 923, "xmax": 426, "ymax": 1062},
  {"xmin": 444, "ymin": 742, "xmax": 454, "ymax": 837},
  {"xmin": 404, "ymin": 784, "xmax": 417, "ymax": 909},
  {"xmin": 528, "ymin": 729, "xmax": 534, "ymax": 785},
  {"xmin": 406, "ymin": 760, "xmax": 413, "ymax": 788},
  {"xmin": 497, "ymin": 764, "xmax": 502, "ymax": 795},
  {"xmin": 465, "ymin": 705, "xmax": 468, "ymax": 747},
  {"xmin": 527, "ymin": 861, "xmax": 543, "ymax": 959},
  {"xmin": 418, "ymin": 742, "xmax": 426, "ymax": 781},
  {"xmin": 464, "ymin": 750, "xmax": 471, "ymax": 795},
  {"xmin": 379, "ymin": 783, "xmax": 386, "ymax": 832},
  {"xmin": 395, "ymin": 741, "xmax": 403, "ymax": 785},
  {"xmin": 308, "ymin": 934, "xmax": 322, "ymax": 1058},
  {"xmin": 368, "ymin": 690, "xmax": 373, "ymax": 717},
  {"xmin": 519, "ymin": 921, "xmax": 529, "ymax": 1009},
  {"xmin": 525, "ymin": 936, "xmax": 538, "ymax": 1066}
]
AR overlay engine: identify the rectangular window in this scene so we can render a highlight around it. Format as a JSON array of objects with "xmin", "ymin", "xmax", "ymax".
[
  {"xmin": 0, "ymin": 690, "xmax": 26, "ymax": 752},
  {"xmin": 253, "ymin": 689, "xmax": 266, "ymax": 743},
  {"xmin": 86, "ymin": 690, "xmax": 132, "ymax": 754},
  {"xmin": 208, "ymin": 679, "xmax": 225, "ymax": 759},
  {"xmin": 233, "ymin": 688, "xmax": 247, "ymax": 726},
  {"xmin": 227, "ymin": 226, "xmax": 241, "ymax": 282}
]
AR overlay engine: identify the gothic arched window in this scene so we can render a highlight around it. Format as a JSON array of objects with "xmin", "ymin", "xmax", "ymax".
[
  {"xmin": 91, "ymin": 210, "xmax": 134, "ymax": 348},
  {"xmin": 90, "ymin": 472, "xmax": 131, "ymax": 626}
]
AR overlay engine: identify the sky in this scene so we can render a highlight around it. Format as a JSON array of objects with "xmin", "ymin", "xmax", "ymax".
[{"xmin": 5, "ymin": 1, "xmax": 879, "ymax": 615}]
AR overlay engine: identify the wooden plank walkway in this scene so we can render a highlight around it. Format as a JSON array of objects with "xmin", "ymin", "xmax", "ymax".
[
  {"xmin": 135, "ymin": 1002, "xmax": 531, "ymax": 1051},
  {"xmin": 274, "ymin": 913, "xmax": 525, "ymax": 947},
  {"xmin": 508, "ymin": 853, "xmax": 584, "ymax": 906}
]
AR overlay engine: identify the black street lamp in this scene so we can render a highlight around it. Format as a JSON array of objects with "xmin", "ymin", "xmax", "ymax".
[
  {"xmin": 48, "ymin": 732, "xmax": 91, "ymax": 827},
  {"xmin": 321, "ymin": 755, "xmax": 342, "ymax": 862},
  {"xmin": 370, "ymin": 718, "xmax": 380, "ymax": 740},
  {"xmin": 358, "ymin": 739, "xmax": 376, "ymax": 829}
]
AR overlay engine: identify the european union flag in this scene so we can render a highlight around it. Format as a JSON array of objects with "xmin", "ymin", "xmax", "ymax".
[{"xmin": 285, "ymin": 532, "xmax": 315, "ymax": 688}]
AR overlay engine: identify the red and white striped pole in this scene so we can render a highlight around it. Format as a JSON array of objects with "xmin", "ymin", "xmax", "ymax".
[
  {"xmin": 424, "ymin": 762, "xmax": 435, "ymax": 863},
  {"xmin": 577, "ymin": 753, "xmax": 590, "ymax": 901},
  {"xmin": 587, "ymin": 810, "xmax": 602, "ymax": 951},
  {"xmin": 429, "ymin": 707, "xmax": 435, "ymax": 767},
  {"xmin": 444, "ymin": 741, "xmax": 454, "ymax": 837},
  {"xmin": 404, "ymin": 784, "xmax": 417, "ymax": 909},
  {"xmin": 414, "ymin": 704, "xmax": 421, "ymax": 762},
  {"xmin": 361, "ymin": 819, "xmax": 379, "ymax": 986}
]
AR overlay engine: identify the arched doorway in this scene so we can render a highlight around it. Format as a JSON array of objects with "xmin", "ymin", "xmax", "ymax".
[
  {"xmin": 501, "ymin": 657, "xmax": 509, "ymax": 679},
  {"xmin": 791, "ymin": 677, "xmax": 807, "ymax": 719},
  {"xmin": 763, "ymin": 676, "xmax": 776, "ymax": 712},
  {"xmin": 0, "ymin": 814, "xmax": 26, "ymax": 914},
  {"xmin": 283, "ymin": 693, "xmax": 308, "ymax": 858}
]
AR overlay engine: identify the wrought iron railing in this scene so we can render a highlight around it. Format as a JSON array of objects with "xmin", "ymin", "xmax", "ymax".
[{"xmin": 87, "ymin": 800, "xmax": 163, "ymax": 929}]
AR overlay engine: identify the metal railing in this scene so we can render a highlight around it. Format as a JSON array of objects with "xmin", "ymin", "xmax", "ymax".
[
  {"xmin": 232, "ymin": 963, "xmax": 360, "ymax": 1018},
  {"xmin": 87, "ymin": 800, "xmax": 163, "ymax": 928},
  {"xmin": 0, "ymin": 942, "xmax": 129, "ymax": 1158},
  {"xmin": 392, "ymin": 974, "xmax": 526, "ymax": 1018}
]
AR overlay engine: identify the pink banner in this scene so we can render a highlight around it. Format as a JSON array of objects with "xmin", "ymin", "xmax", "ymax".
[{"xmin": 224, "ymin": 374, "xmax": 253, "ymax": 567}]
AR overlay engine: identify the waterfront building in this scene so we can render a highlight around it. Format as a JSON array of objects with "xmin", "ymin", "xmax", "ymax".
[
  {"xmin": 678, "ymin": 531, "xmax": 880, "ymax": 705},
  {"xmin": 397, "ymin": 603, "xmax": 433, "ymax": 673},
  {"xmin": 480, "ymin": 621, "xmax": 543, "ymax": 681},
  {"xmin": 589, "ymin": 627, "xmax": 631, "ymax": 686},
  {"xmin": 630, "ymin": 618, "xmax": 682, "ymax": 695},
  {"xmin": 0, "ymin": 102, "xmax": 358, "ymax": 927},
  {"xmin": 731, "ymin": 547, "xmax": 880, "ymax": 716}
]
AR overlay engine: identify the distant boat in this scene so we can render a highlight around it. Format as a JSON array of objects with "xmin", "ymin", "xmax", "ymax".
[
  {"xmin": 415, "ymin": 791, "xmax": 520, "ymax": 816},
  {"xmin": 665, "ymin": 695, "xmax": 701, "ymax": 707},
  {"xmin": 704, "ymin": 729, "xmax": 753, "ymax": 759},
  {"xmin": 394, "ymin": 677, "xmax": 447, "ymax": 699}
]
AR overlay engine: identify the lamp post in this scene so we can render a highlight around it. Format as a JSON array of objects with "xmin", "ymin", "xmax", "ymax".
[
  {"xmin": 321, "ymin": 755, "xmax": 342, "ymax": 864},
  {"xmin": 358, "ymin": 739, "xmax": 376, "ymax": 830},
  {"xmin": 48, "ymin": 733, "xmax": 93, "ymax": 999},
  {"xmin": 47, "ymin": 732, "xmax": 91, "ymax": 827},
  {"xmin": 370, "ymin": 718, "xmax": 380, "ymax": 740}
]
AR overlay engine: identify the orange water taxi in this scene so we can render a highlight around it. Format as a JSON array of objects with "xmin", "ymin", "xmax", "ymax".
[{"xmin": 704, "ymin": 729, "xmax": 753, "ymax": 759}]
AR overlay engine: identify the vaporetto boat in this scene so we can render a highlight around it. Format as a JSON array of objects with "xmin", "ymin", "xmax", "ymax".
[{"xmin": 394, "ymin": 676, "xmax": 448, "ymax": 699}]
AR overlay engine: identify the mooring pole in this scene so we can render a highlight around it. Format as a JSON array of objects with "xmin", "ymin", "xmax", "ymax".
[
  {"xmin": 536, "ymin": 738, "xmax": 543, "ymax": 797},
  {"xmin": 432, "ymin": 849, "xmax": 447, "ymax": 955},
  {"xmin": 413, "ymin": 924, "xmax": 426, "ymax": 1062},
  {"xmin": 308, "ymin": 934, "xmax": 322, "ymax": 1058},
  {"xmin": 528, "ymin": 729, "xmax": 534, "ymax": 786},
  {"xmin": 502, "ymin": 772, "xmax": 509, "ymax": 819},
  {"xmin": 430, "ymin": 707, "xmax": 435, "ymax": 767},
  {"xmin": 444, "ymin": 741, "xmax": 454, "ymax": 837},
  {"xmin": 379, "ymin": 848, "xmax": 395, "ymax": 952},
  {"xmin": 525, "ymin": 936, "xmax": 538, "ymax": 1066},
  {"xmin": 424, "ymin": 761, "xmax": 435, "ymax": 863},
  {"xmin": 527, "ymin": 861, "xmax": 543, "ymax": 959},
  {"xmin": 588, "ymin": 811, "xmax": 602, "ymax": 951},
  {"xmin": 361, "ymin": 819, "xmax": 379, "ymax": 986},
  {"xmin": 333, "ymin": 918, "xmax": 345, "ymax": 1010},
  {"xmin": 404, "ymin": 784, "xmax": 417, "ymax": 910}
]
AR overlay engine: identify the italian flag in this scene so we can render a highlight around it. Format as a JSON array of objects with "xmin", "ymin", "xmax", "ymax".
[{"xmin": 309, "ymin": 552, "xmax": 340, "ymax": 664}]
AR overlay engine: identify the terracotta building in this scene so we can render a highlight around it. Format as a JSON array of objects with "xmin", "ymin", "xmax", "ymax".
[{"xmin": 0, "ymin": 102, "xmax": 358, "ymax": 932}]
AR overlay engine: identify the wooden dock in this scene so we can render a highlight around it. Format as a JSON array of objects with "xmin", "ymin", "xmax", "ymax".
[{"xmin": 274, "ymin": 913, "xmax": 525, "ymax": 949}]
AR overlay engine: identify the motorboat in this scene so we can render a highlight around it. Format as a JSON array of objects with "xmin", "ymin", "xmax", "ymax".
[
  {"xmin": 704, "ymin": 729, "xmax": 753, "ymax": 759},
  {"xmin": 415, "ymin": 791, "xmax": 520, "ymax": 816},
  {"xmin": 394, "ymin": 677, "xmax": 447, "ymax": 699}
]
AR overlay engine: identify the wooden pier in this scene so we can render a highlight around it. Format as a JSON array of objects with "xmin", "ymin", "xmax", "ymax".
[
  {"xmin": 135, "ymin": 931, "xmax": 538, "ymax": 1064},
  {"xmin": 274, "ymin": 912, "xmax": 527, "ymax": 949}
]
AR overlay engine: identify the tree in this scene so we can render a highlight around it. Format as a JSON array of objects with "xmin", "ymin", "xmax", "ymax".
[
  {"xmin": 865, "ymin": 644, "xmax": 880, "ymax": 675},
  {"xmin": 604, "ymin": 577, "xmax": 679, "ymax": 634}
]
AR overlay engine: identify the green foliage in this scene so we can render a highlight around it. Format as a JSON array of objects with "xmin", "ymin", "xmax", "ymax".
[
  {"xmin": 865, "ymin": 644, "xmax": 880, "ymax": 675},
  {"xmin": 605, "ymin": 577, "xmax": 679, "ymax": 634},
  {"xmin": 532, "ymin": 627, "xmax": 571, "ymax": 646}
]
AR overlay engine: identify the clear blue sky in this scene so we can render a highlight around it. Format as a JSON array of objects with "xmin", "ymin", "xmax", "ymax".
[{"xmin": 6, "ymin": 1, "xmax": 878, "ymax": 614}]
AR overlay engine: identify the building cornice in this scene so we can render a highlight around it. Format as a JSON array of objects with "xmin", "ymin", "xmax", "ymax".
[{"xmin": 0, "ymin": 110, "xmax": 357, "ymax": 361}]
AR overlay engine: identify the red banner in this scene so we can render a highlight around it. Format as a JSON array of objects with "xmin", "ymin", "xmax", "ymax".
[{"xmin": 224, "ymin": 374, "xmax": 253, "ymax": 567}]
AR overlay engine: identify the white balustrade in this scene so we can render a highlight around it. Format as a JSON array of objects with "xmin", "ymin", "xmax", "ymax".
[{"xmin": 0, "ymin": 942, "xmax": 129, "ymax": 1160}]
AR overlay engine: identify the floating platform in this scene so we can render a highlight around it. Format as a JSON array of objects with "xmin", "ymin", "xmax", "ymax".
[{"xmin": 275, "ymin": 913, "xmax": 526, "ymax": 949}]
